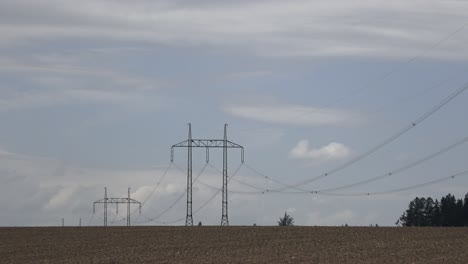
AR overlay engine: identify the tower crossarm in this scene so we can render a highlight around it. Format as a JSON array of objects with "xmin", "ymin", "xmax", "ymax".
[
  {"xmin": 92, "ymin": 188, "xmax": 141, "ymax": 226},
  {"xmin": 93, "ymin": 198, "xmax": 141, "ymax": 204},
  {"xmin": 171, "ymin": 139, "xmax": 244, "ymax": 163},
  {"xmin": 172, "ymin": 139, "xmax": 244, "ymax": 149}
]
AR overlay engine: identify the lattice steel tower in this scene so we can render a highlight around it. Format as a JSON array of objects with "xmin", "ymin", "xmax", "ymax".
[{"xmin": 171, "ymin": 124, "xmax": 244, "ymax": 226}]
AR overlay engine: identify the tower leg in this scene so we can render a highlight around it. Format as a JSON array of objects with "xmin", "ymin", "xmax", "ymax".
[
  {"xmin": 127, "ymin": 188, "xmax": 131, "ymax": 227},
  {"xmin": 186, "ymin": 123, "xmax": 194, "ymax": 226},
  {"xmin": 104, "ymin": 187, "xmax": 108, "ymax": 227},
  {"xmin": 221, "ymin": 124, "xmax": 229, "ymax": 226}
]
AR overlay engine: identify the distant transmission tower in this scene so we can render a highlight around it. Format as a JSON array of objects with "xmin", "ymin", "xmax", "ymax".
[
  {"xmin": 171, "ymin": 124, "xmax": 244, "ymax": 226},
  {"xmin": 93, "ymin": 187, "xmax": 142, "ymax": 227}
]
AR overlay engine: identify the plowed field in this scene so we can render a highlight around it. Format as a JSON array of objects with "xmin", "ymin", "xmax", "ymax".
[{"xmin": 1, "ymin": 226, "xmax": 468, "ymax": 263}]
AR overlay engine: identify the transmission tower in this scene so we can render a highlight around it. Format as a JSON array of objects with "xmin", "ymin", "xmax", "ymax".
[
  {"xmin": 93, "ymin": 187, "xmax": 142, "ymax": 226},
  {"xmin": 171, "ymin": 123, "xmax": 244, "ymax": 226}
]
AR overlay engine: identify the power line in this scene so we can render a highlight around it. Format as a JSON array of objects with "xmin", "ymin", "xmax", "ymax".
[
  {"xmin": 131, "ymin": 163, "xmax": 174, "ymax": 222},
  {"xmin": 206, "ymin": 163, "xmax": 266, "ymax": 191},
  {"xmin": 196, "ymin": 177, "xmax": 265, "ymax": 195},
  {"xmin": 137, "ymin": 164, "xmax": 242, "ymax": 224},
  {"xmin": 136, "ymin": 163, "xmax": 208, "ymax": 225},
  {"xmin": 194, "ymin": 163, "xmax": 244, "ymax": 215},
  {"xmin": 317, "ymin": 170, "xmax": 468, "ymax": 197},
  {"xmin": 137, "ymin": 163, "xmax": 243, "ymax": 225},
  {"xmin": 232, "ymin": 167, "xmax": 468, "ymax": 196},
  {"xmin": 210, "ymin": 167, "xmax": 468, "ymax": 198},
  {"xmin": 200, "ymin": 163, "xmax": 301, "ymax": 194},
  {"xmin": 139, "ymin": 163, "xmax": 173, "ymax": 208},
  {"xmin": 236, "ymin": 22, "xmax": 468, "ymax": 133},
  {"xmin": 229, "ymin": 80, "xmax": 468, "ymax": 193},
  {"xmin": 172, "ymin": 162, "xmax": 188, "ymax": 177},
  {"xmin": 240, "ymin": 133, "xmax": 468, "ymax": 194},
  {"xmin": 327, "ymin": 21, "xmax": 468, "ymax": 109},
  {"xmin": 316, "ymin": 134, "xmax": 468, "ymax": 193},
  {"xmin": 196, "ymin": 162, "xmax": 264, "ymax": 195},
  {"xmin": 366, "ymin": 74, "xmax": 452, "ymax": 119},
  {"xmin": 244, "ymin": 163, "xmax": 297, "ymax": 190},
  {"xmin": 270, "ymin": 82, "xmax": 468, "ymax": 191},
  {"xmin": 197, "ymin": 181, "xmax": 261, "ymax": 194}
]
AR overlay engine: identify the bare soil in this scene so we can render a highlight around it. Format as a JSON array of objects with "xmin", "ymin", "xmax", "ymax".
[{"xmin": 1, "ymin": 226, "xmax": 468, "ymax": 263}]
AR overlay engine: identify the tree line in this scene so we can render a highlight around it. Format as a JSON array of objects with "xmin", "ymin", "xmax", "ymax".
[{"xmin": 398, "ymin": 193, "xmax": 468, "ymax": 227}]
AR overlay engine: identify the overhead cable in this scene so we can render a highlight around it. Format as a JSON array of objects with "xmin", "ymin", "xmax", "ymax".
[{"xmin": 271, "ymin": 82, "xmax": 468, "ymax": 191}]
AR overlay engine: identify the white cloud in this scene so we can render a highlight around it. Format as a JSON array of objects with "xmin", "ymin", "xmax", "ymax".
[
  {"xmin": 0, "ymin": 147, "xmax": 252, "ymax": 225},
  {"xmin": 132, "ymin": 185, "xmax": 154, "ymax": 202},
  {"xmin": 289, "ymin": 140, "xmax": 351, "ymax": 161},
  {"xmin": 225, "ymin": 104, "xmax": 362, "ymax": 126},
  {"xmin": 0, "ymin": 147, "xmax": 15, "ymax": 157},
  {"xmin": 45, "ymin": 186, "xmax": 78, "ymax": 210},
  {"xmin": 1, "ymin": 0, "xmax": 468, "ymax": 59}
]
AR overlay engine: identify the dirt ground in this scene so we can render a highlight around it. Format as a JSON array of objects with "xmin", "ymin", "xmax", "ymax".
[{"xmin": 1, "ymin": 226, "xmax": 468, "ymax": 263}]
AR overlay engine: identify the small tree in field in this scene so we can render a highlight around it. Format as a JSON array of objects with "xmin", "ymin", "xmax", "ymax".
[{"xmin": 278, "ymin": 212, "xmax": 294, "ymax": 226}]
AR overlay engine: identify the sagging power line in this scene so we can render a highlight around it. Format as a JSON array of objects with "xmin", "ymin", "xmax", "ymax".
[
  {"xmin": 99, "ymin": 77, "xmax": 468, "ymax": 224},
  {"xmin": 133, "ymin": 116, "xmax": 467, "ymax": 224},
  {"xmin": 257, "ymin": 82, "xmax": 468, "ymax": 192},
  {"xmin": 136, "ymin": 163, "xmax": 209, "ymax": 225},
  {"xmin": 203, "ymin": 164, "xmax": 468, "ymax": 198},
  {"xmin": 233, "ymin": 132, "xmax": 468, "ymax": 195},
  {"xmin": 137, "ymin": 162, "xmax": 244, "ymax": 225}
]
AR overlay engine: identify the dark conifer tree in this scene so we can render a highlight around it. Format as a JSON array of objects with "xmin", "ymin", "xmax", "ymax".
[
  {"xmin": 278, "ymin": 212, "xmax": 294, "ymax": 226},
  {"xmin": 422, "ymin": 198, "xmax": 435, "ymax": 226},
  {"xmin": 464, "ymin": 193, "xmax": 468, "ymax": 226},
  {"xmin": 440, "ymin": 194, "xmax": 457, "ymax": 226},
  {"xmin": 432, "ymin": 199, "xmax": 442, "ymax": 226},
  {"xmin": 455, "ymin": 199, "xmax": 464, "ymax": 226},
  {"xmin": 399, "ymin": 193, "xmax": 467, "ymax": 227}
]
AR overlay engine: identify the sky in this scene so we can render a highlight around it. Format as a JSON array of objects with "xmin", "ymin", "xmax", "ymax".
[{"xmin": 1, "ymin": 0, "xmax": 468, "ymax": 227}]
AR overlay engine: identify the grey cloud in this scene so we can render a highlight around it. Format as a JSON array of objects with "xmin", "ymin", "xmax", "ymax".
[
  {"xmin": 0, "ymin": 69, "xmax": 163, "ymax": 112},
  {"xmin": 225, "ymin": 104, "xmax": 364, "ymax": 126},
  {"xmin": 0, "ymin": 0, "xmax": 467, "ymax": 59}
]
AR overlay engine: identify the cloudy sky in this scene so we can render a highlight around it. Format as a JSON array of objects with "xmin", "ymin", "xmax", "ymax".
[{"xmin": 1, "ymin": 0, "xmax": 468, "ymax": 227}]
